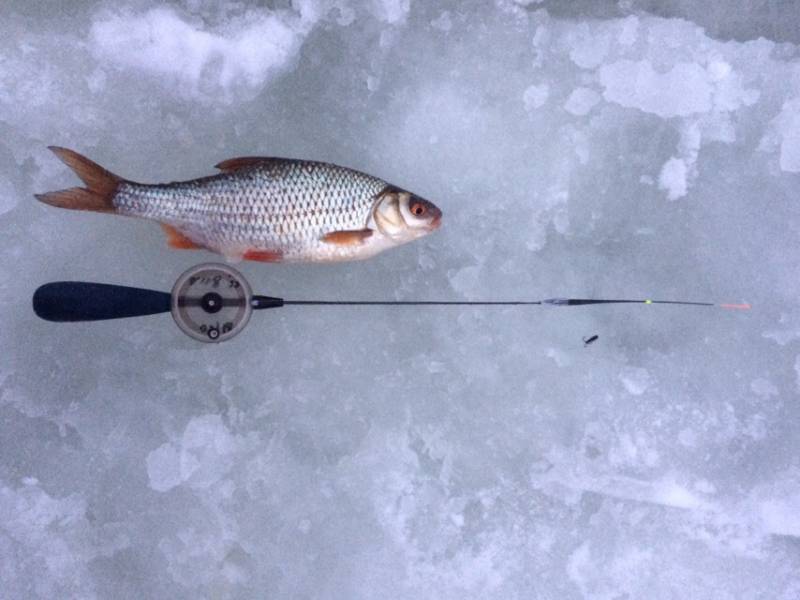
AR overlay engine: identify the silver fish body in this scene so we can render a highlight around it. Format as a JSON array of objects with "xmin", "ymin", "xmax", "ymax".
[{"xmin": 36, "ymin": 149, "xmax": 443, "ymax": 263}]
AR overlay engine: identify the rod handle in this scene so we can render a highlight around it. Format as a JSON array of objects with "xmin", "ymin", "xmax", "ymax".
[{"xmin": 33, "ymin": 282, "xmax": 171, "ymax": 322}]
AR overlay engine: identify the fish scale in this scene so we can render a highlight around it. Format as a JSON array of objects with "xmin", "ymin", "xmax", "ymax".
[{"xmin": 112, "ymin": 160, "xmax": 388, "ymax": 259}]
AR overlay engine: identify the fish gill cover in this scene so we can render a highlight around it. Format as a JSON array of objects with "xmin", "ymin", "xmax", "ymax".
[{"xmin": 1, "ymin": 0, "xmax": 800, "ymax": 598}]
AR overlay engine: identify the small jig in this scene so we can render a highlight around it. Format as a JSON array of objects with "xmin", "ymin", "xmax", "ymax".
[{"xmin": 583, "ymin": 335, "xmax": 598, "ymax": 347}]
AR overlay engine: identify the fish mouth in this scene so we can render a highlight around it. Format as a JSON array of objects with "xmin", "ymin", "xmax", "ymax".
[{"xmin": 430, "ymin": 211, "xmax": 442, "ymax": 230}]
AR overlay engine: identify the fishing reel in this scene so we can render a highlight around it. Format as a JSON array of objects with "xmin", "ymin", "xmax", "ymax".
[
  {"xmin": 171, "ymin": 263, "xmax": 262, "ymax": 342},
  {"xmin": 34, "ymin": 263, "xmax": 282, "ymax": 343},
  {"xmin": 33, "ymin": 263, "xmax": 748, "ymax": 344}
]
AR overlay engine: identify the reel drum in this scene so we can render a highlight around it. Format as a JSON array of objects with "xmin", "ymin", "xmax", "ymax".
[{"xmin": 170, "ymin": 263, "xmax": 253, "ymax": 343}]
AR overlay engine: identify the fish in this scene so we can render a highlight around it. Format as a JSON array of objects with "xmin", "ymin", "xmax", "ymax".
[{"xmin": 35, "ymin": 147, "xmax": 442, "ymax": 263}]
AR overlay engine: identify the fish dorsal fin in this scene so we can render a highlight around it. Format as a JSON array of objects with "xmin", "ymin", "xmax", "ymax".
[{"xmin": 214, "ymin": 156, "xmax": 285, "ymax": 172}]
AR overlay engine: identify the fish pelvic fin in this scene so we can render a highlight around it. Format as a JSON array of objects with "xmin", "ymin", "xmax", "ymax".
[
  {"xmin": 35, "ymin": 146, "xmax": 124, "ymax": 213},
  {"xmin": 321, "ymin": 229, "xmax": 373, "ymax": 246},
  {"xmin": 243, "ymin": 249, "xmax": 284, "ymax": 263},
  {"xmin": 161, "ymin": 224, "xmax": 203, "ymax": 250}
]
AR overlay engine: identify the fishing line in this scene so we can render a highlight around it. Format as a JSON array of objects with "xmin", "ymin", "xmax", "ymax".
[{"xmin": 32, "ymin": 263, "xmax": 750, "ymax": 343}]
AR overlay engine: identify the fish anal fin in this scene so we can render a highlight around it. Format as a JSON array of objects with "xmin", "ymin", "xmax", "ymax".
[
  {"xmin": 161, "ymin": 224, "xmax": 202, "ymax": 249},
  {"xmin": 321, "ymin": 229, "xmax": 373, "ymax": 246},
  {"xmin": 215, "ymin": 157, "xmax": 281, "ymax": 172},
  {"xmin": 243, "ymin": 249, "xmax": 284, "ymax": 263}
]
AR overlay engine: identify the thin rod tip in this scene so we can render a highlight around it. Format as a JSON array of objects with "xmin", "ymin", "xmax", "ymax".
[{"xmin": 720, "ymin": 303, "xmax": 751, "ymax": 310}]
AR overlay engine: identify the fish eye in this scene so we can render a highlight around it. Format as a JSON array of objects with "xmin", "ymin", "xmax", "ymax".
[{"xmin": 410, "ymin": 202, "xmax": 426, "ymax": 217}]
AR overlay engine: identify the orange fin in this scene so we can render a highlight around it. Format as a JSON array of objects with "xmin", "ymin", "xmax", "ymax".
[
  {"xmin": 161, "ymin": 224, "xmax": 202, "ymax": 249},
  {"xmin": 35, "ymin": 188, "xmax": 112, "ymax": 213},
  {"xmin": 243, "ymin": 249, "xmax": 283, "ymax": 262},
  {"xmin": 321, "ymin": 229, "xmax": 373, "ymax": 246},
  {"xmin": 35, "ymin": 147, "xmax": 124, "ymax": 213},
  {"xmin": 215, "ymin": 157, "xmax": 285, "ymax": 172}
]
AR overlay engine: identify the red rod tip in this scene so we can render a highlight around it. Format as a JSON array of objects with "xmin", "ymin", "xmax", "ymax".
[{"xmin": 720, "ymin": 303, "xmax": 751, "ymax": 310}]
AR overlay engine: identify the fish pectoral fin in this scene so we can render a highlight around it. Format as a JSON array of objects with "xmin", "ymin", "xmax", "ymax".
[
  {"xmin": 243, "ymin": 249, "xmax": 284, "ymax": 263},
  {"xmin": 214, "ymin": 157, "xmax": 284, "ymax": 172},
  {"xmin": 321, "ymin": 229, "xmax": 373, "ymax": 246},
  {"xmin": 161, "ymin": 224, "xmax": 202, "ymax": 249}
]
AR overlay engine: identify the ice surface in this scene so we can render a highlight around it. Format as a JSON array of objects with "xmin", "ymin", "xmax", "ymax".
[{"xmin": 2, "ymin": 1, "xmax": 800, "ymax": 598}]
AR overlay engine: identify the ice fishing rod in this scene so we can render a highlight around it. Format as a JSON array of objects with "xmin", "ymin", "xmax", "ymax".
[{"xmin": 32, "ymin": 263, "xmax": 750, "ymax": 343}]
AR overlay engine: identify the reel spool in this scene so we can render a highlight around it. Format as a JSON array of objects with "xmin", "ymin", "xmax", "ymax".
[{"xmin": 170, "ymin": 263, "xmax": 253, "ymax": 343}]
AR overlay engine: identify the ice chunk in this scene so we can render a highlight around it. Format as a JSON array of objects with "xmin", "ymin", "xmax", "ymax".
[
  {"xmin": 618, "ymin": 15, "xmax": 639, "ymax": 46},
  {"xmin": 0, "ymin": 179, "xmax": 17, "ymax": 215},
  {"xmin": 0, "ymin": 482, "xmax": 126, "ymax": 597},
  {"xmin": 89, "ymin": 7, "xmax": 308, "ymax": 100},
  {"xmin": 146, "ymin": 415, "xmax": 241, "ymax": 493},
  {"xmin": 564, "ymin": 87, "xmax": 601, "ymax": 116},
  {"xmin": 610, "ymin": 432, "xmax": 659, "ymax": 468},
  {"xmin": 568, "ymin": 24, "xmax": 610, "ymax": 70},
  {"xmin": 658, "ymin": 157, "xmax": 688, "ymax": 200},
  {"xmin": 179, "ymin": 414, "xmax": 238, "ymax": 489},
  {"xmin": 598, "ymin": 60, "xmax": 713, "ymax": 118},
  {"xmin": 759, "ymin": 495, "xmax": 800, "ymax": 537},
  {"xmin": 619, "ymin": 367, "xmax": 652, "ymax": 395},
  {"xmin": 146, "ymin": 442, "xmax": 182, "ymax": 492},
  {"xmin": 523, "ymin": 82, "xmax": 550, "ymax": 111},
  {"xmin": 566, "ymin": 542, "xmax": 592, "ymax": 592},
  {"xmin": 369, "ymin": 0, "xmax": 411, "ymax": 24},
  {"xmin": 655, "ymin": 480, "xmax": 706, "ymax": 509},
  {"xmin": 707, "ymin": 59, "xmax": 732, "ymax": 81},
  {"xmin": 448, "ymin": 264, "xmax": 482, "ymax": 298},
  {"xmin": 750, "ymin": 378, "xmax": 778, "ymax": 398},
  {"xmin": 796, "ymin": 355, "xmax": 800, "ymax": 391},
  {"xmin": 694, "ymin": 479, "xmax": 716, "ymax": 494},
  {"xmin": 545, "ymin": 347, "xmax": 572, "ymax": 367},
  {"xmin": 430, "ymin": 11, "xmax": 452, "ymax": 32},
  {"xmin": 775, "ymin": 99, "xmax": 800, "ymax": 172},
  {"xmin": 762, "ymin": 313, "xmax": 800, "ymax": 345}
]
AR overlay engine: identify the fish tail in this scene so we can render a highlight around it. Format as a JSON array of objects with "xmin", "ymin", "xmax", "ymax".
[{"xmin": 35, "ymin": 146, "xmax": 124, "ymax": 213}]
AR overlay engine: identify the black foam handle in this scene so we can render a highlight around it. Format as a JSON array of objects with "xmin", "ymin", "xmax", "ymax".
[{"xmin": 33, "ymin": 282, "xmax": 171, "ymax": 322}]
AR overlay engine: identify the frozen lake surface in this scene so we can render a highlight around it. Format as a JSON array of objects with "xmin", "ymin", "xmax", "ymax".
[{"xmin": 2, "ymin": 1, "xmax": 799, "ymax": 598}]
